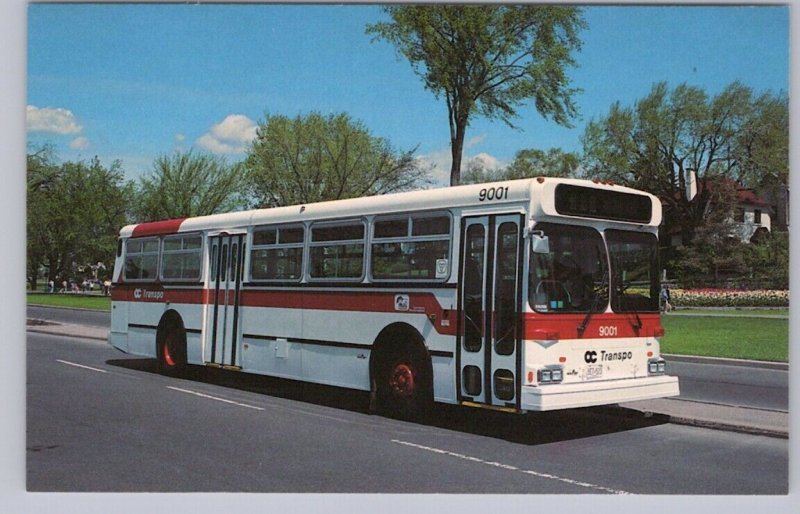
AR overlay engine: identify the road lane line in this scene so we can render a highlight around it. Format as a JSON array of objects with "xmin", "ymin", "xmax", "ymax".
[
  {"xmin": 392, "ymin": 439, "xmax": 631, "ymax": 495},
  {"xmin": 166, "ymin": 386, "xmax": 264, "ymax": 411},
  {"xmin": 56, "ymin": 359, "xmax": 108, "ymax": 373}
]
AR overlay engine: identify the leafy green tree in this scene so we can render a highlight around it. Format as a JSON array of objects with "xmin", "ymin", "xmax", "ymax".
[
  {"xmin": 133, "ymin": 150, "xmax": 249, "ymax": 221},
  {"xmin": 459, "ymin": 158, "xmax": 503, "ymax": 185},
  {"xmin": 460, "ymin": 146, "xmax": 580, "ymax": 185},
  {"xmin": 745, "ymin": 230, "xmax": 788, "ymax": 288},
  {"xmin": 27, "ymin": 150, "xmax": 132, "ymax": 289},
  {"xmin": 504, "ymin": 147, "xmax": 580, "ymax": 179},
  {"xmin": 245, "ymin": 112, "xmax": 429, "ymax": 207},
  {"xmin": 582, "ymin": 81, "xmax": 788, "ymax": 249},
  {"xmin": 367, "ymin": 5, "xmax": 586, "ymax": 186}
]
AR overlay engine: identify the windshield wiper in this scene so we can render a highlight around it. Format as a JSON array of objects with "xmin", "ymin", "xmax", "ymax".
[
  {"xmin": 577, "ymin": 295, "xmax": 599, "ymax": 337},
  {"xmin": 578, "ymin": 253, "xmax": 608, "ymax": 337}
]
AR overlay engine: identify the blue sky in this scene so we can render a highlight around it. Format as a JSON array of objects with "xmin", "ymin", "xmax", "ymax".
[{"xmin": 26, "ymin": 3, "xmax": 789, "ymax": 185}]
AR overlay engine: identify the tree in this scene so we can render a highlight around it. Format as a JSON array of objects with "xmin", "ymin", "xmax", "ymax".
[
  {"xmin": 132, "ymin": 151, "xmax": 249, "ymax": 222},
  {"xmin": 460, "ymin": 146, "xmax": 579, "ymax": 184},
  {"xmin": 504, "ymin": 147, "xmax": 580, "ymax": 179},
  {"xmin": 367, "ymin": 5, "xmax": 586, "ymax": 186},
  {"xmin": 245, "ymin": 112, "xmax": 429, "ymax": 207},
  {"xmin": 27, "ymin": 150, "xmax": 132, "ymax": 289},
  {"xmin": 582, "ymin": 81, "xmax": 788, "ymax": 250}
]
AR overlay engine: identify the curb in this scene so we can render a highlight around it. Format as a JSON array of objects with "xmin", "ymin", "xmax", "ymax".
[
  {"xmin": 664, "ymin": 415, "xmax": 788, "ymax": 439},
  {"xmin": 27, "ymin": 303, "xmax": 111, "ymax": 314},
  {"xmin": 664, "ymin": 353, "xmax": 788, "ymax": 371}
]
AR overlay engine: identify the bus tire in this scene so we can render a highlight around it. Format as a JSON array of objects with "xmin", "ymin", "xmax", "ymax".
[
  {"xmin": 156, "ymin": 313, "xmax": 187, "ymax": 376},
  {"xmin": 374, "ymin": 335, "xmax": 433, "ymax": 421}
]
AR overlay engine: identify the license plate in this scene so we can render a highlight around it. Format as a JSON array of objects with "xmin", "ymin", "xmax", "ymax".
[{"xmin": 585, "ymin": 365, "xmax": 603, "ymax": 380}]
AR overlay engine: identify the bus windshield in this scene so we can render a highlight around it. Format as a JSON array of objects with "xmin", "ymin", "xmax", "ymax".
[
  {"xmin": 529, "ymin": 224, "xmax": 660, "ymax": 314},
  {"xmin": 529, "ymin": 223, "xmax": 608, "ymax": 313},
  {"xmin": 606, "ymin": 230, "xmax": 660, "ymax": 313}
]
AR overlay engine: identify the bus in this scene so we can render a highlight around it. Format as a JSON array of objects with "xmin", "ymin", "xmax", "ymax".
[{"xmin": 109, "ymin": 177, "xmax": 679, "ymax": 418}]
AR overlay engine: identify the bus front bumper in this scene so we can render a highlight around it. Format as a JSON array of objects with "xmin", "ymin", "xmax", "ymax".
[{"xmin": 521, "ymin": 375, "xmax": 680, "ymax": 411}]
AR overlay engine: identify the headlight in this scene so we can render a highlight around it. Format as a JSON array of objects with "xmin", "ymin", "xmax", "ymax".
[
  {"xmin": 537, "ymin": 366, "xmax": 564, "ymax": 384},
  {"xmin": 648, "ymin": 358, "xmax": 666, "ymax": 375}
]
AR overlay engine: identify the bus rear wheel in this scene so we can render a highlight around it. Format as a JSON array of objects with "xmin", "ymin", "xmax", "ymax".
[
  {"xmin": 377, "ymin": 348, "xmax": 432, "ymax": 420},
  {"xmin": 157, "ymin": 325, "xmax": 186, "ymax": 376}
]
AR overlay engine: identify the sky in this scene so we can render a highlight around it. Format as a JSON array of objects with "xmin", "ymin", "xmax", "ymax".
[{"xmin": 25, "ymin": 3, "xmax": 791, "ymax": 187}]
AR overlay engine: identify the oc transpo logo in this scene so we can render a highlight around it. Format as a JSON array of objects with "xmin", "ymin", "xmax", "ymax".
[
  {"xmin": 584, "ymin": 351, "xmax": 598, "ymax": 363},
  {"xmin": 133, "ymin": 288, "xmax": 164, "ymax": 301}
]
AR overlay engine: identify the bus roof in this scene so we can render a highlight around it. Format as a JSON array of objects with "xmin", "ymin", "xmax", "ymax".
[{"xmin": 121, "ymin": 177, "xmax": 661, "ymax": 238}]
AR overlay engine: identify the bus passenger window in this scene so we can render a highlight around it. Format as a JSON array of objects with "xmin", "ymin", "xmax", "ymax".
[{"xmin": 124, "ymin": 237, "xmax": 159, "ymax": 281}]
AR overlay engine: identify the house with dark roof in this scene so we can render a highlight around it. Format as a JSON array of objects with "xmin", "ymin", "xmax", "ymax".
[
  {"xmin": 731, "ymin": 183, "xmax": 772, "ymax": 243},
  {"xmin": 665, "ymin": 177, "xmax": 776, "ymax": 247}
]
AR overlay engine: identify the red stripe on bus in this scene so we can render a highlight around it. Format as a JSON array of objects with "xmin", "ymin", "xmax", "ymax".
[
  {"xmin": 109, "ymin": 286, "xmax": 459, "ymax": 336},
  {"xmin": 110, "ymin": 285, "xmax": 662, "ymax": 339},
  {"xmin": 131, "ymin": 218, "xmax": 186, "ymax": 237}
]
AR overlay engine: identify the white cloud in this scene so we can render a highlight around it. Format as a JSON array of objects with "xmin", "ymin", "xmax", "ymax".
[
  {"xmin": 196, "ymin": 114, "xmax": 258, "ymax": 154},
  {"xmin": 417, "ymin": 146, "xmax": 508, "ymax": 187},
  {"xmin": 464, "ymin": 133, "xmax": 487, "ymax": 149},
  {"xmin": 416, "ymin": 147, "xmax": 452, "ymax": 187},
  {"xmin": 26, "ymin": 105, "xmax": 83, "ymax": 134},
  {"xmin": 469, "ymin": 152, "xmax": 502, "ymax": 170},
  {"xmin": 69, "ymin": 136, "xmax": 90, "ymax": 150}
]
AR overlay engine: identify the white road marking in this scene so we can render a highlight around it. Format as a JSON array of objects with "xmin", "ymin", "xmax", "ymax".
[
  {"xmin": 56, "ymin": 359, "xmax": 108, "ymax": 373},
  {"xmin": 166, "ymin": 386, "xmax": 264, "ymax": 411},
  {"xmin": 392, "ymin": 439, "xmax": 631, "ymax": 495}
]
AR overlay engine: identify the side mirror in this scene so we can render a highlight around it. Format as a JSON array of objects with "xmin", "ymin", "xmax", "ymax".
[{"xmin": 530, "ymin": 230, "xmax": 550, "ymax": 254}]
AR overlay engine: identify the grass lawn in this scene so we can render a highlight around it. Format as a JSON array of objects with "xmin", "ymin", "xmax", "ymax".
[
  {"xmin": 27, "ymin": 293, "xmax": 111, "ymax": 311},
  {"xmin": 661, "ymin": 314, "xmax": 788, "ymax": 362}
]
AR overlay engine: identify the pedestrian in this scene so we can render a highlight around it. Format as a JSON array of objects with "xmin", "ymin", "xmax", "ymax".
[
  {"xmin": 660, "ymin": 285, "xmax": 672, "ymax": 313},
  {"xmin": 48, "ymin": 280, "xmax": 54, "ymax": 293}
]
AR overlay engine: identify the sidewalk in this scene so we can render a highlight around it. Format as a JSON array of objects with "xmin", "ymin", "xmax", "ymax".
[
  {"xmin": 27, "ymin": 318, "xmax": 109, "ymax": 342},
  {"xmin": 620, "ymin": 398, "xmax": 788, "ymax": 439},
  {"xmin": 27, "ymin": 318, "xmax": 789, "ymax": 439}
]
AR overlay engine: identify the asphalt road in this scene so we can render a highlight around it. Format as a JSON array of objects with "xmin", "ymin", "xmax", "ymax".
[
  {"xmin": 27, "ymin": 331, "xmax": 788, "ymax": 494},
  {"xmin": 668, "ymin": 360, "xmax": 788, "ymax": 411}
]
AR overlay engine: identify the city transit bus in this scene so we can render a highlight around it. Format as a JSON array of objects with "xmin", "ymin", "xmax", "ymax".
[{"xmin": 109, "ymin": 177, "xmax": 679, "ymax": 418}]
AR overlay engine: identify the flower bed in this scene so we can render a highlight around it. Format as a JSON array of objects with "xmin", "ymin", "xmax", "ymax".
[{"xmin": 669, "ymin": 288, "xmax": 789, "ymax": 308}]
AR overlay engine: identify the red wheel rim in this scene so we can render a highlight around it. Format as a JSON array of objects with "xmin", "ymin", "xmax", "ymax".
[
  {"xmin": 162, "ymin": 335, "xmax": 176, "ymax": 367},
  {"xmin": 389, "ymin": 362, "xmax": 415, "ymax": 398}
]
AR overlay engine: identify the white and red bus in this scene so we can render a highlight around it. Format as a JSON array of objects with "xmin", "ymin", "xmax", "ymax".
[{"xmin": 109, "ymin": 177, "xmax": 679, "ymax": 418}]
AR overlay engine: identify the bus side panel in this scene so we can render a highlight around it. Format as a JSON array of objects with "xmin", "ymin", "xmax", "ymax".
[
  {"xmin": 301, "ymin": 309, "xmax": 382, "ymax": 391},
  {"xmin": 431, "ymin": 354, "xmax": 456, "ymax": 404},
  {"xmin": 125, "ymin": 301, "xmax": 163, "ymax": 358},
  {"xmin": 108, "ymin": 300, "xmax": 129, "ymax": 352},
  {"xmin": 239, "ymin": 304, "xmax": 304, "ymax": 379}
]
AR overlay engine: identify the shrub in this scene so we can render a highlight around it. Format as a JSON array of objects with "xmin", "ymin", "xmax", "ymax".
[{"xmin": 670, "ymin": 288, "xmax": 789, "ymax": 308}]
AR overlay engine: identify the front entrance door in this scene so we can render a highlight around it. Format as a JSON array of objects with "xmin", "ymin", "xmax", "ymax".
[
  {"xmin": 458, "ymin": 215, "xmax": 522, "ymax": 409},
  {"xmin": 205, "ymin": 233, "xmax": 245, "ymax": 368}
]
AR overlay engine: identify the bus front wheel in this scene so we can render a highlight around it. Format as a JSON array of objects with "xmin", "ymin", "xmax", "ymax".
[{"xmin": 376, "ymin": 346, "xmax": 432, "ymax": 420}]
